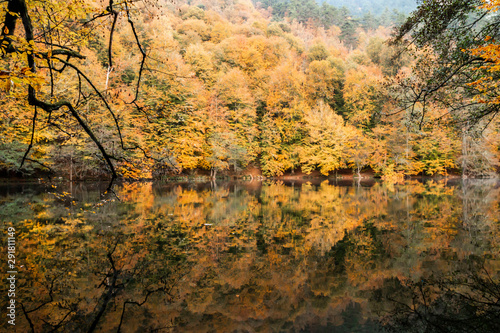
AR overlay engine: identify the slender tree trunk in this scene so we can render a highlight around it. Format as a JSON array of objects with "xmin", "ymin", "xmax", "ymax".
[
  {"xmin": 105, "ymin": 66, "xmax": 113, "ymax": 91},
  {"xmin": 462, "ymin": 126, "xmax": 468, "ymax": 179},
  {"xmin": 406, "ymin": 127, "xmax": 409, "ymax": 173}
]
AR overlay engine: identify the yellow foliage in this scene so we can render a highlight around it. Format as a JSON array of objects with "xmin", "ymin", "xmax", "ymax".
[
  {"xmin": 465, "ymin": 1, "xmax": 500, "ymax": 105},
  {"xmin": 343, "ymin": 65, "xmax": 383, "ymax": 127},
  {"xmin": 299, "ymin": 101, "xmax": 351, "ymax": 175}
]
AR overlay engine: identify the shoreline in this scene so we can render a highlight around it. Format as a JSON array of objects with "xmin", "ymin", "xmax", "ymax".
[{"xmin": 0, "ymin": 173, "xmax": 496, "ymax": 185}]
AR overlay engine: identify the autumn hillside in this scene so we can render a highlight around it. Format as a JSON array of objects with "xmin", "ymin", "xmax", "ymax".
[{"xmin": 1, "ymin": 0, "xmax": 499, "ymax": 180}]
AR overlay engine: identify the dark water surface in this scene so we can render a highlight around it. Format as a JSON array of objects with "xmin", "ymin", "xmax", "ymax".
[{"xmin": 1, "ymin": 179, "xmax": 500, "ymax": 332}]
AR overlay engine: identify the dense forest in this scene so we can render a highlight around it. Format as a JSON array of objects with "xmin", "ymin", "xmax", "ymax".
[
  {"xmin": 320, "ymin": 0, "xmax": 417, "ymax": 16},
  {"xmin": 254, "ymin": 0, "xmax": 409, "ymax": 28},
  {"xmin": 0, "ymin": 0, "xmax": 499, "ymax": 181}
]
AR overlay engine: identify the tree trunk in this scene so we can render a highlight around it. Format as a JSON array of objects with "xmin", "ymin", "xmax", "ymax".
[{"xmin": 462, "ymin": 126, "xmax": 468, "ymax": 179}]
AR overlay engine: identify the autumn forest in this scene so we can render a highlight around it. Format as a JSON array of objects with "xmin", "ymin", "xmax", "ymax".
[
  {"xmin": 2, "ymin": 1, "xmax": 500, "ymax": 332},
  {"xmin": 1, "ymin": 0, "xmax": 499, "ymax": 182}
]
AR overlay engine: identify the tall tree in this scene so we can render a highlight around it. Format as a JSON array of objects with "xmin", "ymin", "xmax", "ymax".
[
  {"xmin": 392, "ymin": 0, "xmax": 500, "ymax": 127},
  {"xmin": 0, "ymin": 0, "xmax": 167, "ymax": 183},
  {"xmin": 340, "ymin": 19, "xmax": 359, "ymax": 49}
]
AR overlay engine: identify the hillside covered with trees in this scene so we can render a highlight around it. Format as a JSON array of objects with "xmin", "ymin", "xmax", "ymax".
[
  {"xmin": 0, "ymin": 0, "xmax": 499, "ymax": 181},
  {"xmin": 321, "ymin": 0, "xmax": 417, "ymax": 16}
]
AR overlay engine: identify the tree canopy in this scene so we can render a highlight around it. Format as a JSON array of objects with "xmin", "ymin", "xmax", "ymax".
[
  {"xmin": 0, "ymin": 0, "xmax": 168, "ymax": 184},
  {"xmin": 392, "ymin": 0, "xmax": 500, "ymax": 127},
  {"xmin": 1, "ymin": 0, "xmax": 499, "ymax": 180},
  {"xmin": 323, "ymin": 0, "xmax": 417, "ymax": 16}
]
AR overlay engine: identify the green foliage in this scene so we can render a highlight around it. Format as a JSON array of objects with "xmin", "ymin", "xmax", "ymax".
[
  {"xmin": 340, "ymin": 19, "xmax": 359, "ymax": 49},
  {"xmin": 366, "ymin": 37, "xmax": 409, "ymax": 76},
  {"xmin": 256, "ymin": 0, "xmax": 408, "ymax": 28},
  {"xmin": 323, "ymin": 0, "xmax": 416, "ymax": 16},
  {"xmin": 181, "ymin": 5, "xmax": 206, "ymax": 20},
  {"xmin": 307, "ymin": 43, "xmax": 329, "ymax": 62}
]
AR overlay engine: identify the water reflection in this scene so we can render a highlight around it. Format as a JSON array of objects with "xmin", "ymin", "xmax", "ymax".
[{"xmin": 1, "ymin": 179, "xmax": 499, "ymax": 332}]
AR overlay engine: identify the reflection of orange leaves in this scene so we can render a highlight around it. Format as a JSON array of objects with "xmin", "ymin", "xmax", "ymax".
[
  {"xmin": 177, "ymin": 189, "xmax": 204, "ymax": 205},
  {"xmin": 12, "ymin": 178, "xmax": 500, "ymax": 332},
  {"xmin": 345, "ymin": 232, "xmax": 376, "ymax": 286},
  {"xmin": 119, "ymin": 182, "xmax": 154, "ymax": 213}
]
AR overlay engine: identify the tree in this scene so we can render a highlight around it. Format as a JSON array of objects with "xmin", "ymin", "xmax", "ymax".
[
  {"xmin": 345, "ymin": 128, "xmax": 374, "ymax": 178},
  {"xmin": 392, "ymin": 0, "xmax": 500, "ymax": 127},
  {"xmin": 305, "ymin": 60, "xmax": 342, "ymax": 105},
  {"xmin": 205, "ymin": 68, "xmax": 258, "ymax": 176},
  {"xmin": 322, "ymin": 0, "xmax": 417, "ymax": 17},
  {"xmin": 457, "ymin": 121, "xmax": 500, "ymax": 177},
  {"xmin": 307, "ymin": 42, "xmax": 329, "ymax": 62},
  {"xmin": 466, "ymin": 1, "xmax": 500, "ymax": 107},
  {"xmin": 366, "ymin": 36, "xmax": 410, "ymax": 76},
  {"xmin": 298, "ymin": 101, "xmax": 350, "ymax": 175},
  {"xmin": 0, "ymin": 0, "xmax": 169, "ymax": 183},
  {"xmin": 319, "ymin": 2, "xmax": 346, "ymax": 29},
  {"xmin": 340, "ymin": 18, "xmax": 359, "ymax": 49},
  {"xmin": 259, "ymin": 61, "xmax": 306, "ymax": 176},
  {"xmin": 287, "ymin": 0, "xmax": 320, "ymax": 24},
  {"xmin": 343, "ymin": 65, "xmax": 384, "ymax": 129},
  {"xmin": 361, "ymin": 11, "xmax": 378, "ymax": 31}
]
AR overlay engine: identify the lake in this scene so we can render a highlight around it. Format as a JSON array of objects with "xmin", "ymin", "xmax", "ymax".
[{"xmin": 1, "ymin": 179, "xmax": 499, "ymax": 332}]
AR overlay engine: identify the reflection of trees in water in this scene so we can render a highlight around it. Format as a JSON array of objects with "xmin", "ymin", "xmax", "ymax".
[
  {"xmin": 373, "ymin": 180, "xmax": 500, "ymax": 332},
  {"xmin": 459, "ymin": 179, "xmax": 500, "ymax": 249},
  {"xmin": 12, "ymin": 220, "xmax": 187, "ymax": 332},
  {"xmin": 1, "ymin": 179, "xmax": 500, "ymax": 332},
  {"xmin": 376, "ymin": 258, "xmax": 500, "ymax": 333}
]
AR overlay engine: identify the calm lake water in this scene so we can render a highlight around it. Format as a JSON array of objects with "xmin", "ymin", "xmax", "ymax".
[{"xmin": 1, "ymin": 179, "xmax": 500, "ymax": 332}]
